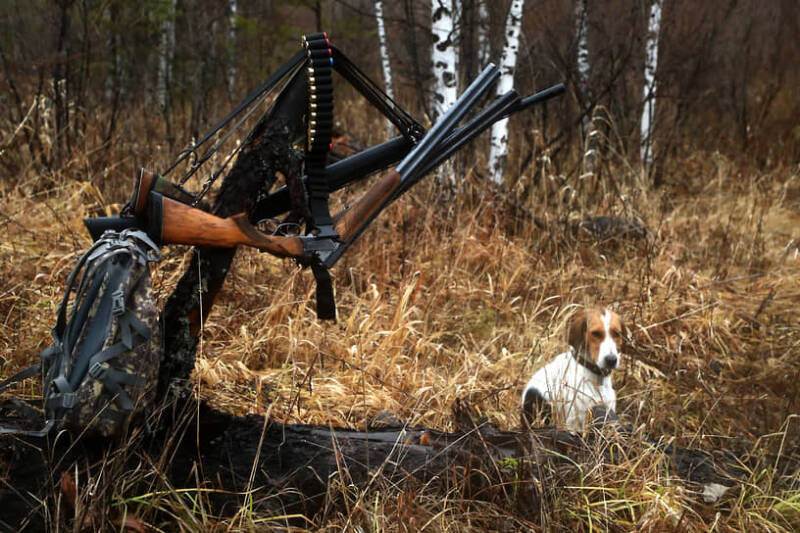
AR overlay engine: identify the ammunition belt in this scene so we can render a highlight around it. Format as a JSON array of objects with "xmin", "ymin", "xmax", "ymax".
[
  {"xmin": 302, "ymin": 32, "xmax": 337, "ymax": 319},
  {"xmin": 302, "ymin": 32, "xmax": 336, "ymax": 239}
]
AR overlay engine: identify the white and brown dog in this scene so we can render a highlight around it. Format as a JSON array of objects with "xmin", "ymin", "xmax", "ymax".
[{"xmin": 522, "ymin": 307, "xmax": 624, "ymax": 431}]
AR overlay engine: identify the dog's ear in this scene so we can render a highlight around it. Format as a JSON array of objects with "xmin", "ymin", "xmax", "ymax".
[{"xmin": 567, "ymin": 308, "xmax": 587, "ymax": 352}]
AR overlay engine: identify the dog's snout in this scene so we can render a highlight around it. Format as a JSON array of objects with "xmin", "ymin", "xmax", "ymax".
[{"xmin": 605, "ymin": 355, "xmax": 618, "ymax": 368}]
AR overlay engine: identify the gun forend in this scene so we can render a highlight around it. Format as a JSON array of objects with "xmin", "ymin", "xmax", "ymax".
[
  {"xmin": 151, "ymin": 193, "xmax": 304, "ymax": 257},
  {"xmin": 333, "ymin": 169, "xmax": 401, "ymax": 241}
]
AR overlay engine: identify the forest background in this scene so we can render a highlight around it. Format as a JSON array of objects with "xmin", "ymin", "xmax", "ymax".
[{"xmin": 1, "ymin": 0, "xmax": 799, "ymax": 531}]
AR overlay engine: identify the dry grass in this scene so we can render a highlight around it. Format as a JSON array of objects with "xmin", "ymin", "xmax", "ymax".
[{"xmin": 1, "ymin": 94, "xmax": 799, "ymax": 531}]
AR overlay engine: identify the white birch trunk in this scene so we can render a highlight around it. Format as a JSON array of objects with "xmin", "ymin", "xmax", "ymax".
[
  {"xmin": 430, "ymin": 0, "xmax": 459, "ymax": 121},
  {"xmin": 375, "ymin": 0, "xmax": 394, "ymax": 138},
  {"xmin": 477, "ymin": 0, "xmax": 490, "ymax": 67},
  {"xmin": 227, "ymin": 0, "xmax": 238, "ymax": 95},
  {"xmin": 488, "ymin": 0, "xmax": 524, "ymax": 184},
  {"xmin": 156, "ymin": 0, "xmax": 177, "ymax": 112},
  {"xmin": 575, "ymin": 0, "xmax": 591, "ymax": 135},
  {"xmin": 576, "ymin": 0, "xmax": 599, "ymax": 180},
  {"xmin": 640, "ymin": 0, "xmax": 662, "ymax": 169}
]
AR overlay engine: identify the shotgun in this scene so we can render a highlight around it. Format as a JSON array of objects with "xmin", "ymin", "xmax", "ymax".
[
  {"xmin": 85, "ymin": 82, "xmax": 566, "ymax": 245},
  {"xmin": 90, "ymin": 169, "xmax": 401, "ymax": 262},
  {"xmin": 84, "ymin": 78, "xmax": 566, "ymax": 281},
  {"xmin": 251, "ymin": 83, "xmax": 565, "ymax": 223},
  {"xmin": 87, "ymin": 64, "xmax": 499, "ymax": 260}
]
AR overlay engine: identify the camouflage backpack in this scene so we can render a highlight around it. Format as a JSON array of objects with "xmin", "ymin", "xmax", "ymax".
[{"xmin": 0, "ymin": 229, "xmax": 162, "ymax": 438}]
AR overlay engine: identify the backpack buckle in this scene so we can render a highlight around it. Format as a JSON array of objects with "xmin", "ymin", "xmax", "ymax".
[
  {"xmin": 89, "ymin": 362, "xmax": 107, "ymax": 380},
  {"xmin": 111, "ymin": 288, "xmax": 125, "ymax": 316},
  {"xmin": 46, "ymin": 392, "xmax": 77, "ymax": 411},
  {"xmin": 61, "ymin": 393, "xmax": 78, "ymax": 409}
]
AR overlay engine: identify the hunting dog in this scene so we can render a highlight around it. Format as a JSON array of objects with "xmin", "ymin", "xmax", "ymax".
[{"xmin": 521, "ymin": 307, "xmax": 624, "ymax": 431}]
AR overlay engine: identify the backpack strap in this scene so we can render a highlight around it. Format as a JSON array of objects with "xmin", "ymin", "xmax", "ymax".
[
  {"xmin": 0, "ymin": 364, "xmax": 52, "ymax": 437},
  {"xmin": 65, "ymin": 258, "xmax": 129, "ymax": 390},
  {"xmin": 52, "ymin": 236, "xmax": 111, "ymax": 340},
  {"xmin": 0, "ymin": 363, "xmax": 41, "ymax": 395},
  {"xmin": 84, "ymin": 308, "xmax": 152, "ymax": 412},
  {"xmin": 0, "ymin": 418, "xmax": 55, "ymax": 437},
  {"xmin": 87, "ymin": 362, "xmax": 146, "ymax": 411}
]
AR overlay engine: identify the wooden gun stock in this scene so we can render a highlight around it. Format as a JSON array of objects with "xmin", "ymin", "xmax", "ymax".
[
  {"xmin": 144, "ymin": 168, "xmax": 402, "ymax": 261},
  {"xmin": 333, "ymin": 169, "xmax": 401, "ymax": 241},
  {"xmin": 154, "ymin": 194, "xmax": 304, "ymax": 257}
]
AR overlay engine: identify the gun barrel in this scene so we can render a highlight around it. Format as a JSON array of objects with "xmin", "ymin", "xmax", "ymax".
[
  {"xmin": 515, "ymin": 83, "xmax": 566, "ymax": 113},
  {"xmin": 252, "ymin": 135, "xmax": 413, "ymax": 222},
  {"xmin": 397, "ymin": 63, "xmax": 499, "ymax": 176},
  {"xmin": 412, "ymin": 91, "xmax": 520, "ymax": 190},
  {"xmin": 323, "ymin": 65, "xmax": 502, "ymax": 268}
]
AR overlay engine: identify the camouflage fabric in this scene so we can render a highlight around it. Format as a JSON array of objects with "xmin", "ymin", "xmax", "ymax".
[{"xmin": 44, "ymin": 229, "xmax": 162, "ymax": 438}]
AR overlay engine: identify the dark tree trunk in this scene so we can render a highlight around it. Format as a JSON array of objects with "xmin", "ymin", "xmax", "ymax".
[
  {"xmin": 461, "ymin": 0, "xmax": 476, "ymax": 84},
  {"xmin": 0, "ymin": 398, "xmax": 750, "ymax": 530},
  {"xmin": 159, "ymin": 70, "xmax": 308, "ymax": 395},
  {"xmin": 403, "ymin": 0, "xmax": 429, "ymax": 119},
  {"xmin": 314, "ymin": 0, "xmax": 323, "ymax": 32},
  {"xmin": 53, "ymin": 0, "xmax": 75, "ymax": 168}
]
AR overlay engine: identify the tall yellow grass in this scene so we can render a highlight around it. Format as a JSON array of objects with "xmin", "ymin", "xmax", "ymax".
[{"xmin": 1, "ymin": 94, "xmax": 798, "ymax": 531}]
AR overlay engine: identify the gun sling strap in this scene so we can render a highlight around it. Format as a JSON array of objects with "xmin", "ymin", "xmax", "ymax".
[
  {"xmin": 293, "ymin": 32, "xmax": 430, "ymax": 320},
  {"xmin": 301, "ymin": 33, "xmax": 338, "ymax": 319}
]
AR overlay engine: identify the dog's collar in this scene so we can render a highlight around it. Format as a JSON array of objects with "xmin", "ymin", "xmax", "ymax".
[{"xmin": 570, "ymin": 347, "xmax": 612, "ymax": 378}]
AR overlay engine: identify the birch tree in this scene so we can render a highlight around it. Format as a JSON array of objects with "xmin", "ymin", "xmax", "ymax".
[
  {"xmin": 575, "ymin": 0, "xmax": 591, "ymax": 135},
  {"xmin": 374, "ymin": 0, "xmax": 394, "ymax": 138},
  {"xmin": 488, "ymin": 0, "xmax": 524, "ymax": 184},
  {"xmin": 640, "ymin": 0, "xmax": 662, "ymax": 170},
  {"xmin": 430, "ymin": 0, "xmax": 459, "ymax": 121},
  {"xmin": 227, "ymin": 0, "xmax": 237, "ymax": 96},
  {"xmin": 575, "ymin": 0, "xmax": 600, "ymax": 180}
]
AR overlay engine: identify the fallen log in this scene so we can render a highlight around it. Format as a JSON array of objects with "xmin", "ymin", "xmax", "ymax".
[{"xmin": 0, "ymin": 394, "xmax": 748, "ymax": 530}]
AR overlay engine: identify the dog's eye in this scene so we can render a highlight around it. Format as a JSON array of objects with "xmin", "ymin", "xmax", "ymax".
[
  {"xmin": 611, "ymin": 329, "xmax": 621, "ymax": 338},
  {"xmin": 591, "ymin": 331, "xmax": 604, "ymax": 340}
]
